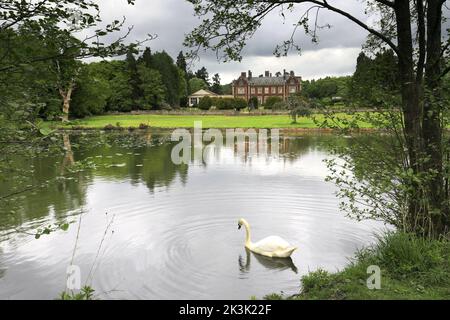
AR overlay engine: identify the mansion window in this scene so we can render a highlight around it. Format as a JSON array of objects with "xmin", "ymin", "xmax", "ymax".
[
  {"xmin": 264, "ymin": 87, "xmax": 269, "ymax": 94},
  {"xmin": 289, "ymin": 86, "xmax": 297, "ymax": 93},
  {"xmin": 278, "ymin": 87, "xmax": 283, "ymax": 94},
  {"xmin": 271, "ymin": 87, "xmax": 276, "ymax": 94},
  {"xmin": 237, "ymin": 87, "xmax": 245, "ymax": 94},
  {"xmin": 251, "ymin": 87, "xmax": 256, "ymax": 94},
  {"xmin": 257, "ymin": 87, "xmax": 262, "ymax": 94}
]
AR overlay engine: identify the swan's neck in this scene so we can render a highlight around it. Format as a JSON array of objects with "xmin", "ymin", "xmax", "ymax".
[{"xmin": 243, "ymin": 220, "xmax": 252, "ymax": 246}]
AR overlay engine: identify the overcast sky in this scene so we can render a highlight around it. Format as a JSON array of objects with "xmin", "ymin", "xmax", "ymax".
[{"xmin": 94, "ymin": 0, "xmax": 435, "ymax": 83}]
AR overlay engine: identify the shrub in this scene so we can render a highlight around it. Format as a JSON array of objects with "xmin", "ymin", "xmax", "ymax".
[
  {"xmin": 248, "ymin": 97, "xmax": 259, "ymax": 109},
  {"xmin": 234, "ymin": 98, "xmax": 248, "ymax": 111},
  {"xmin": 160, "ymin": 102, "xmax": 172, "ymax": 110},
  {"xmin": 368, "ymin": 232, "xmax": 449, "ymax": 283},
  {"xmin": 320, "ymin": 97, "xmax": 332, "ymax": 106},
  {"xmin": 264, "ymin": 96, "xmax": 283, "ymax": 108},
  {"xmin": 272, "ymin": 101, "xmax": 287, "ymax": 110},
  {"xmin": 210, "ymin": 97, "xmax": 220, "ymax": 108},
  {"xmin": 212, "ymin": 98, "xmax": 223, "ymax": 109},
  {"xmin": 179, "ymin": 96, "xmax": 188, "ymax": 108},
  {"xmin": 216, "ymin": 98, "xmax": 234, "ymax": 110},
  {"xmin": 139, "ymin": 123, "xmax": 150, "ymax": 129},
  {"xmin": 198, "ymin": 96, "xmax": 213, "ymax": 110},
  {"xmin": 301, "ymin": 269, "xmax": 333, "ymax": 293},
  {"xmin": 60, "ymin": 286, "xmax": 95, "ymax": 300},
  {"xmin": 286, "ymin": 95, "xmax": 313, "ymax": 123},
  {"xmin": 214, "ymin": 98, "xmax": 248, "ymax": 110},
  {"xmin": 309, "ymin": 98, "xmax": 326, "ymax": 109},
  {"xmin": 296, "ymin": 107, "xmax": 312, "ymax": 117}
]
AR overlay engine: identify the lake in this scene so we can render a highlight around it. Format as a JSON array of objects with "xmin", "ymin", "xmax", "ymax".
[{"xmin": 0, "ymin": 130, "xmax": 386, "ymax": 299}]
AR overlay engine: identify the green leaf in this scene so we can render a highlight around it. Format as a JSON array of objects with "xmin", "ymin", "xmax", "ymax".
[{"xmin": 39, "ymin": 127, "xmax": 53, "ymax": 136}]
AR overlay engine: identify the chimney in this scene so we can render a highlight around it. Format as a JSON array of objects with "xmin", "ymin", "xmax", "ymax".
[
  {"xmin": 241, "ymin": 71, "xmax": 247, "ymax": 78},
  {"xmin": 283, "ymin": 69, "xmax": 286, "ymax": 79},
  {"xmin": 269, "ymin": 73, "xmax": 272, "ymax": 77},
  {"xmin": 248, "ymin": 70, "xmax": 252, "ymax": 79},
  {"xmin": 265, "ymin": 70, "xmax": 270, "ymax": 77},
  {"xmin": 290, "ymin": 70, "xmax": 295, "ymax": 76}
]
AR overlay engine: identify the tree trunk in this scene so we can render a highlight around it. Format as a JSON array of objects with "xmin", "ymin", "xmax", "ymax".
[
  {"xmin": 394, "ymin": 1, "xmax": 424, "ymax": 230},
  {"xmin": 60, "ymin": 81, "xmax": 75, "ymax": 122},
  {"xmin": 395, "ymin": 0, "xmax": 448, "ymax": 237},
  {"xmin": 395, "ymin": 0, "xmax": 421, "ymax": 165},
  {"xmin": 423, "ymin": 0, "xmax": 448, "ymax": 236}
]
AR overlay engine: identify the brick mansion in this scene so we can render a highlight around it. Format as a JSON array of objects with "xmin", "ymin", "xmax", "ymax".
[
  {"xmin": 187, "ymin": 69, "xmax": 302, "ymax": 107},
  {"xmin": 232, "ymin": 70, "xmax": 302, "ymax": 104}
]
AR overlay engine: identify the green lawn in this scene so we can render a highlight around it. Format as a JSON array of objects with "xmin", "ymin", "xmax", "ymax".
[{"xmin": 51, "ymin": 114, "xmax": 372, "ymax": 129}]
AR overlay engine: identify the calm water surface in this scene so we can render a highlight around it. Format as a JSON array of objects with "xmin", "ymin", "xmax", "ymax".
[{"xmin": 0, "ymin": 131, "xmax": 386, "ymax": 299}]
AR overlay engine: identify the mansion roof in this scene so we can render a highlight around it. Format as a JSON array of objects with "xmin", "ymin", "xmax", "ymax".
[
  {"xmin": 188, "ymin": 89, "xmax": 217, "ymax": 97},
  {"xmin": 233, "ymin": 72, "xmax": 301, "ymax": 87},
  {"xmin": 247, "ymin": 76, "xmax": 290, "ymax": 86}
]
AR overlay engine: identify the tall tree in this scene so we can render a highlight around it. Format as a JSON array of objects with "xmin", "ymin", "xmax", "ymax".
[
  {"xmin": 178, "ymin": 68, "xmax": 189, "ymax": 106},
  {"xmin": 184, "ymin": 0, "xmax": 450, "ymax": 238},
  {"xmin": 138, "ymin": 65, "xmax": 166, "ymax": 109},
  {"xmin": 80, "ymin": 60, "xmax": 135, "ymax": 113},
  {"xmin": 126, "ymin": 49, "xmax": 143, "ymax": 109},
  {"xmin": 106, "ymin": 61, "xmax": 134, "ymax": 112},
  {"xmin": 176, "ymin": 51, "xmax": 188, "ymax": 74},
  {"xmin": 211, "ymin": 73, "xmax": 222, "ymax": 94},
  {"xmin": 1, "ymin": 0, "xmax": 153, "ymax": 121},
  {"xmin": 188, "ymin": 77, "xmax": 208, "ymax": 94},
  {"xmin": 195, "ymin": 66, "xmax": 210, "ymax": 87},
  {"xmin": 141, "ymin": 47, "xmax": 153, "ymax": 68},
  {"xmin": 0, "ymin": 23, "xmax": 61, "ymax": 120},
  {"xmin": 151, "ymin": 51, "xmax": 182, "ymax": 106},
  {"xmin": 176, "ymin": 51, "xmax": 189, "ymax": 106},
  {"xmin": 71, "ymin": 64, "xmax": 111, "ymax": 117},
  {"xmin": 43, "ymin": 23, "xmax": 85, "ymax": 122},
  {"xmin": 0, "ymin": 0, "xmax": 148, "ymax": 73},
  {"xmin": 350, "ymin": 50, "xmax": 399, "ymax": 107}
]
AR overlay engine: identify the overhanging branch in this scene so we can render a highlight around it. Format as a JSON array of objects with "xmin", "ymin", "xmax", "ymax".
[{"xmin": 292, "ymin": 0, "xmax": 400, "ymax": 56}]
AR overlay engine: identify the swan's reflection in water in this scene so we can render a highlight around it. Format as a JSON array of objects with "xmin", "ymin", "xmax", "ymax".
[{"xmin": 239, "ymin": 248, "xmax": 298, "ymax": 274}]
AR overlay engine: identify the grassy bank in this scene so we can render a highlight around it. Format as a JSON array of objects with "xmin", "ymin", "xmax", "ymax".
[
  {"xmin": 266, "ymin": 233, "xmax": 450, "ymax": 300},
  {"xmin": 49, "ymin": 114, "xmax": 373, "ymax": 129}
]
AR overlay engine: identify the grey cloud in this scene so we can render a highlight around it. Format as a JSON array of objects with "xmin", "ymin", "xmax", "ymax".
[
  {"xmin": 199, "ymin": 47, "xmax": 361, "ymax": 83},
  {"xmin": 96, "ymin": 0, "xmax": 378, "ymax": 82}
]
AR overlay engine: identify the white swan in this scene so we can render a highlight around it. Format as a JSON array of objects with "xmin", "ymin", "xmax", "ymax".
[{"xmin": 237, "ymin": 218, "xmax": 297, "ymax": 258}]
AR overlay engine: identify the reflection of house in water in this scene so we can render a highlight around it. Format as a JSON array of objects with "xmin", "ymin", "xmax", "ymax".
[{"xmin": 227, "ymin": 132, "xmax": 320, "ymax": 163}]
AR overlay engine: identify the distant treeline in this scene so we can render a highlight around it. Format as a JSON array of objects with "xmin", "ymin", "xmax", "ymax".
[
  {"xmin": 0, "ymin": 20, "xmax": 230, "ymax": 120},
  {"xmin": 300, "ymin": 49, "xmax": 402, "ymax": 108},
  {"xmin": 68, "ymin": 49, "xmax": 232, "ymax": 118},
  {"xmin": 2, "ymin": 21, "xmax": 445, "ymax": 120}
]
